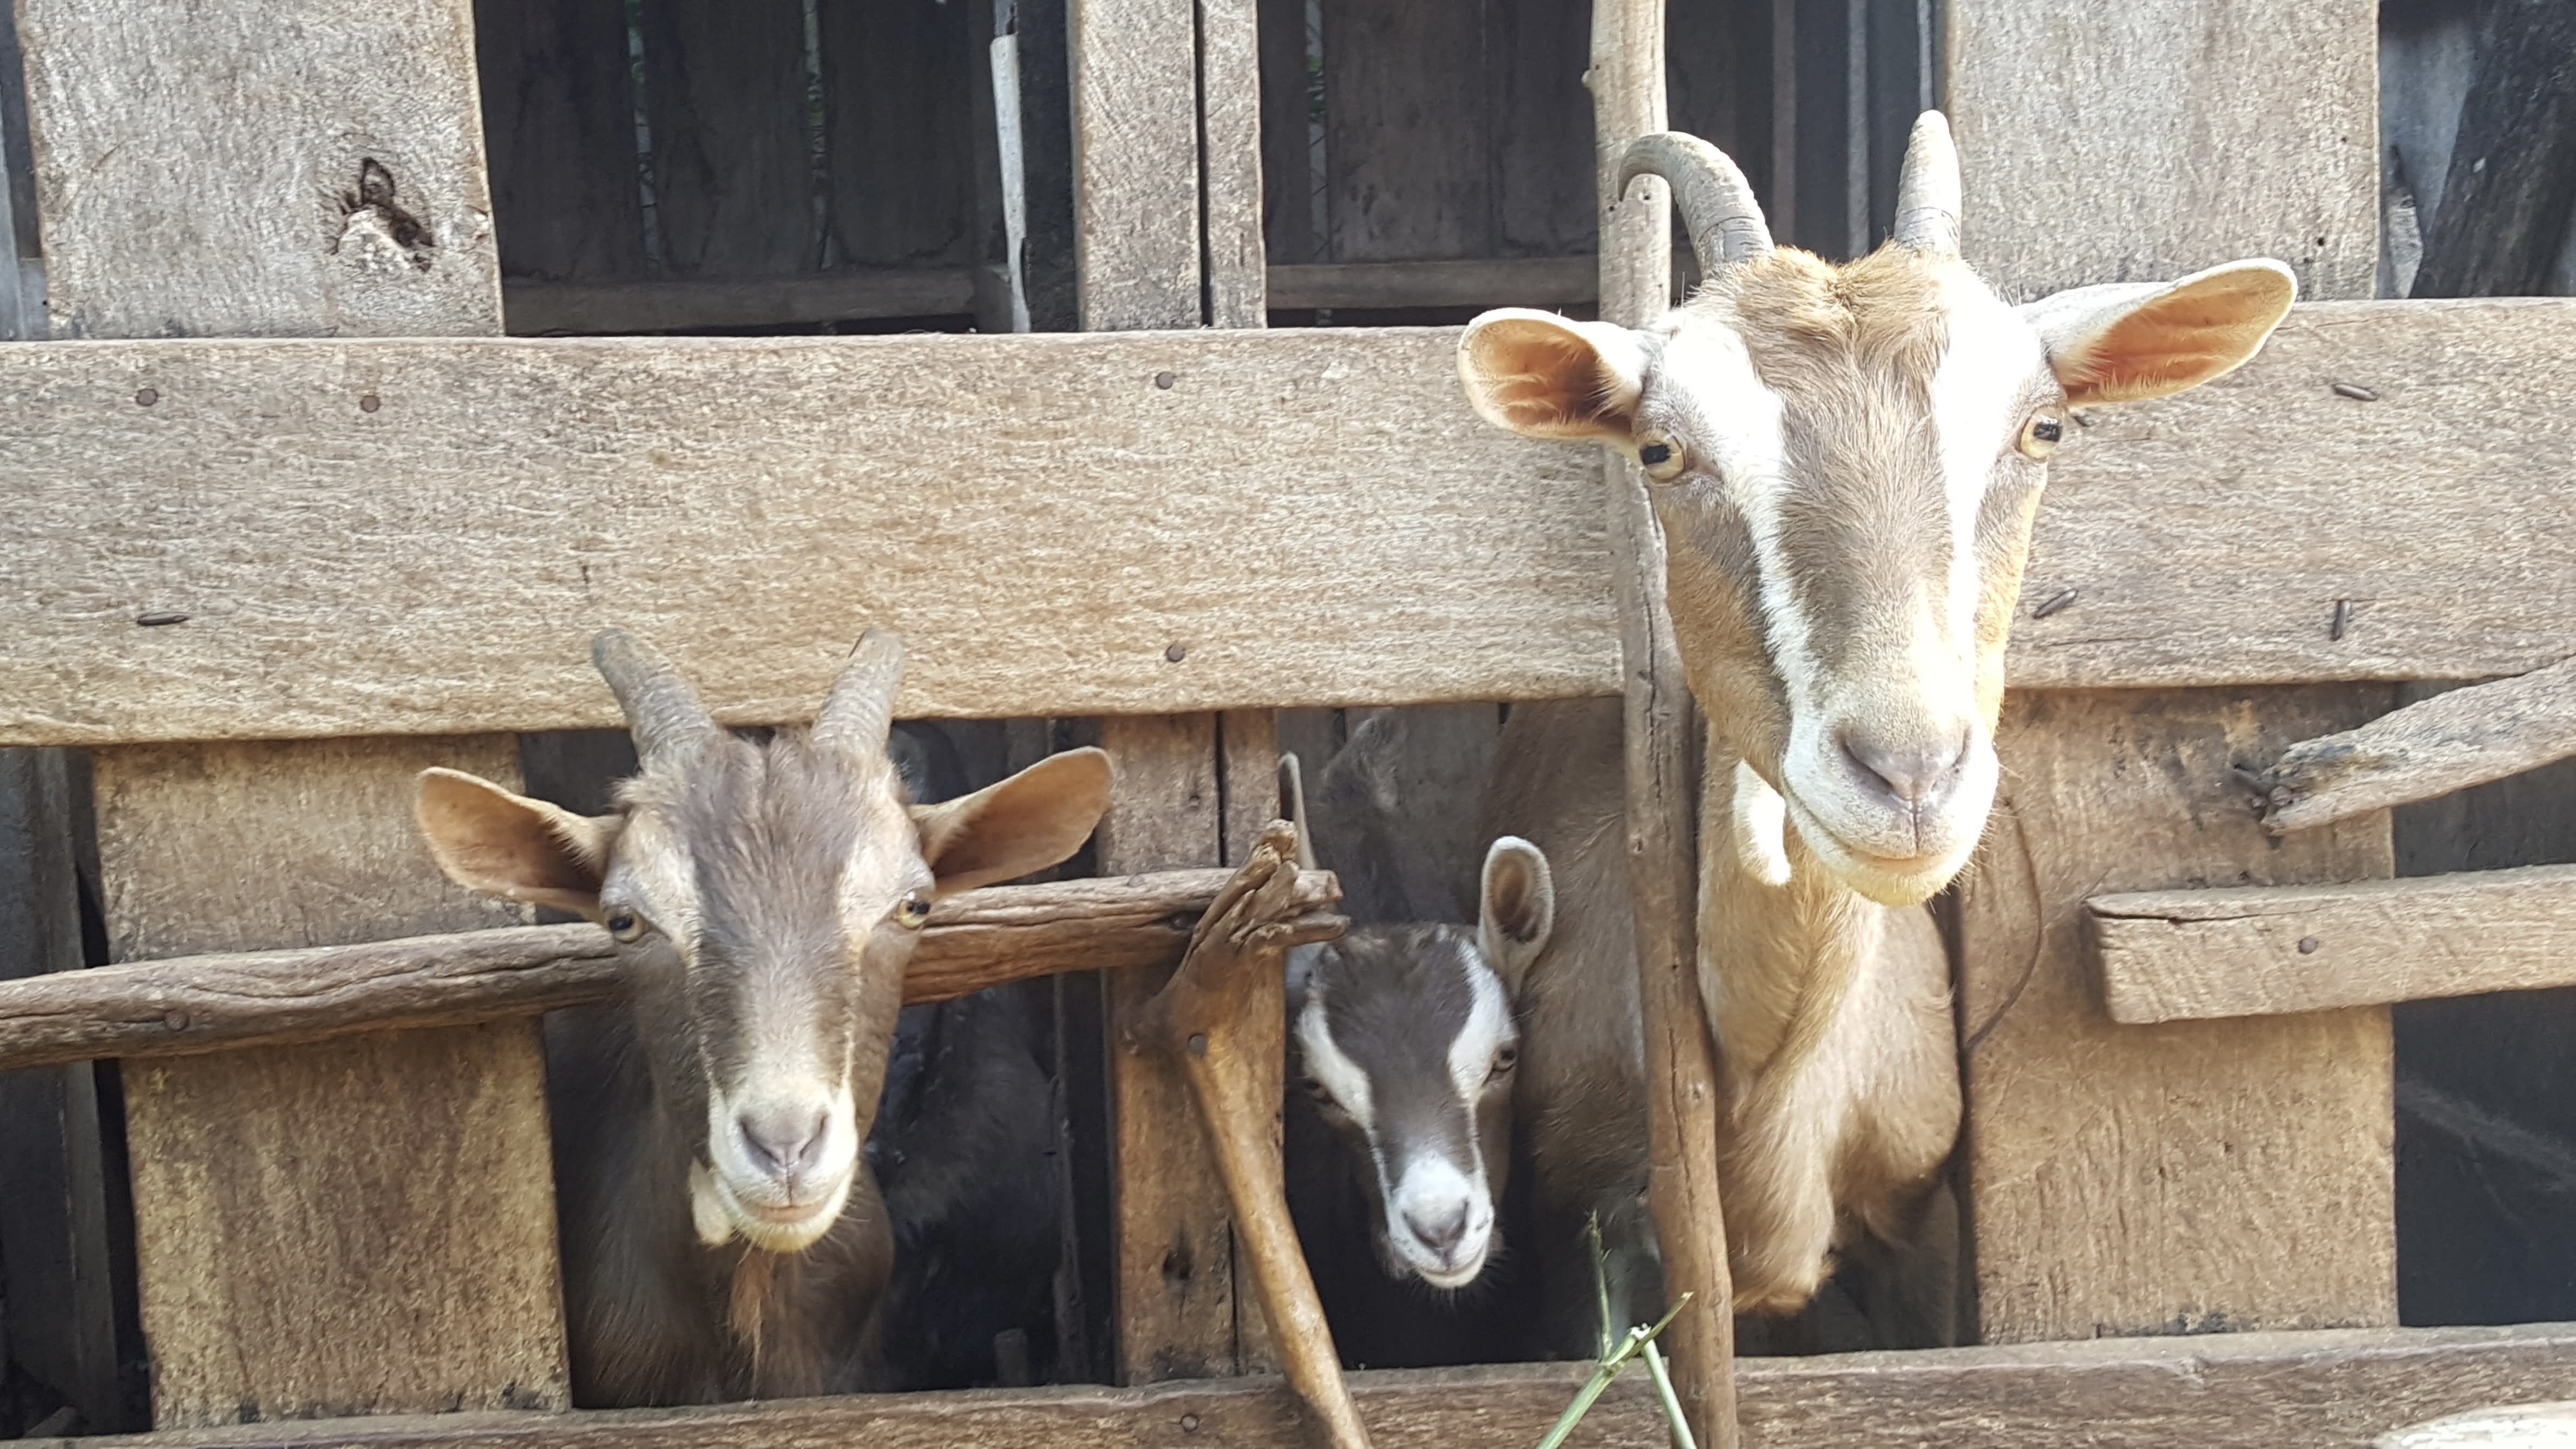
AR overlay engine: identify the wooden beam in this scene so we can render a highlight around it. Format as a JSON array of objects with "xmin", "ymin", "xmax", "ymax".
[
  {"xmin": 1069, "ymin": 0, "xmax": 1199, "ymax": 330},
  {"xmin": 13, "ymin": 298, "xmax": 2576, "ymax": 746},
  {"xmin": 0, "ymin": 868, "xmax": 1342, "ymax": 1072},
  {"xmin": 2263, "ymin": 655, "xmax": 2576, "ymax": 834},
  {"xmin": 2408, "ymin": 0, "xmax": 2576, "ymax": 300},
  {"xmin": 1265, "ymin": 257, "xmax": 1598, "ymax": 310},
  {"xmin": 2090, "ymin": 864, "xmax": 2576, "ymax": 1026},
  {"xmin": 21, "ymin": 1323, "xmax": 2576, "ymax": 1449}
]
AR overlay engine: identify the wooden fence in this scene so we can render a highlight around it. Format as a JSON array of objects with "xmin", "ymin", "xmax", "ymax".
[{"xmin": 3, "ymin": 0, "xmax": 2576, "ymax": 1444}]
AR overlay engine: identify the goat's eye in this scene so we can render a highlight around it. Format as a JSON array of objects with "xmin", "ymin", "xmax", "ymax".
[
  {"xmin": 1301, "ymin": 1077, "xmax": 1335, "ymax": 1103},
  {"xmin": 1636, "ymin": 430, "xmax": 1688, "ymax": 483},
  {"xmin": 2018, "ymin": 411, "xmax": 2064, "ymax": 460},
  {"xmin": 894, "ymin": 890, "xmax": 933, "ymax": 929},
  {"xmin": 1490, "ymin": 1045, "xmax": 1519, "ymax": 1079},
  {"xmin": 604, "ymin": 910, "xmax": 647, "ymax": 943}
]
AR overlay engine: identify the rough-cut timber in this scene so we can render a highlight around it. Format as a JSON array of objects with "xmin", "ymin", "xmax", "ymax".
[
  {"xmin": 2090, "ymin": 864, "xmax": 2576, "ymax": 1026},
  {"xmin": 1945, "ymin": 0, "xmax": 2377, "ymax": 304},
  {"xmin": 1069, "ymin": 0, "xmax": 1199, "ymax": 329},
  {"xmin": 19, "ymin": 1323, "xmax": 2576, "ymax": 1449},
  {"xmin": 0, "ymin": 868, "xmax": 1342, "ymax": 1073},
  {"xmin": 2263, "ymin": 655, "xmax": 2576, "ymax": 834},
  {"xmin": 1958, "ymin": 689, "xmax": 2400, "ymax": 1342},
  {"xmin": 9, "ymin": 0, "xmax": 503, "ymax": 337}
]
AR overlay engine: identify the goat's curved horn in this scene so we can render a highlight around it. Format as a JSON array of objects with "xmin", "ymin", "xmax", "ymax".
[
  {"xmin": 1617, "ymin": 132, "xmax": 1772, "ymax": 276},
  {"xmin": 1892, "ymin": 111, "xmax": 1961, "ymax": 254},
  {"xmin": 592, "ymin": 629, "xmax": 719, "ymax": 766},
  {"xmin": 812, "ymin": 627, "xmax": 906, "ymax": 758}
]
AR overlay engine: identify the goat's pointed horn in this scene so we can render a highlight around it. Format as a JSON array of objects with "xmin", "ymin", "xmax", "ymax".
[
  {"xmin": 1617, "ymin": 132, "xmax": 1772, "ymax": 276},
  {"xmin": 1892, "ymin": 111, "xmax": 1962, "ymax": 254},
  {"xmin": 1277, "ymin": 753, "xmax": 1319, "ymax": 873},
  {"xmin": 592, "ymin": 630, "xmax": 719, "ymax": 768},
  {"xmin": 812, "ymin": 627, "xmax": 906, "ymax": 758}
]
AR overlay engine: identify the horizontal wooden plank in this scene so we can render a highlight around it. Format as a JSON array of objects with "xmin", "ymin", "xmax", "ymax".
[
  {"xmin": 0, "ymin": 326, "xmax": 1611, "ymax": 743},
  {"xmin": 23, "ymin": 1323, "xmax": 2576, "ymax": 1449},
  {"xmin": 2264, "ymin": 656, "xmax": 2576, "ymax": 834},
  {"xmin": 5, "ymin": 298, "xmax": 2576, "ymax": 745},
  {"xmin": 1265, "ymin": 257, "xmax": 1599, "ymax": 311},
  {"xmin": 0, "ymin": 868, "xmax": 1340, "ymax": 1071},
  {"xmin": 2091, "ymin": 864, "xmax": 2576, "ymax": 1024},
  {"xmin": 503, "ymin": 270, "xmax": 981, "ymax": 335}
]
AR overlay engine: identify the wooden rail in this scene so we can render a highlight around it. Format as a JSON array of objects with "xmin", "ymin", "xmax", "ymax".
[
  {"xmin": 17, "ymin": 1323, "xmax": 2576, "ymax": 1449},
  {"xmin": 2089, "ymin": 863, "xmax": 2576, "ymax": 1024},
  {"xmin": 0, "ymin": 868, "xmax": 1340, "ymax": 1073},
  {"xmin": 2263, "ymin": 655, "xmax": 2576, "ymax": 834},
  {"xmin": 9, "ymin": 298, "xmax": 2576, "ymax": 748}
]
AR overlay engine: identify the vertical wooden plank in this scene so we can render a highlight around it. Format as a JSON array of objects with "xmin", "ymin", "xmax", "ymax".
[
  {"xmin": 11, "ymin": 0, "xmax": 502, "ymax": 338},
  {"xmin": 1200, "ymin": 0, "xmax": 1268, "ymax": 327},
  {"xmin": 820, "ymin": 0, "xmax": 980, "ymax": 268},
  {"xmin": 1956, "ymin": 690, "xmax": 2399, "ymax": 1339},
  {"xmin": 1945, "ymin": 0, "xmax": 2391, "ymax": 1347},
  {"xmin": 1070, "ymin": 0, "xmax": 1201, "ymax": 328},
  {"xmin": 1257, "ymin": 0, "xmax": 1314, "ymax": 268},
  {"xmin": 1321, "ymin": 0, "xmax": 1492, "ymax": 263},
  {"xmin": 11, "ymin": 0, "xmax": 571, "ymax": 1424},
  {"xmin": 1946, "ymin": 0, "xmax": 2378, "ymax": 303},
  {"xmin": 1492, "ymin": 0, "xmax": 1592, "ymax": 260},
  {"xmin": 637, "ymin": 0, "xmax": 812, "ymax": 276},
  {"xmin": 1096, "ymin": 714, "xmax": 1236, "ymax": 1382},
  {"xmin": 474, "ymin": 0, "xmax": 648, "ymax": 285},
  {"xmin": 1217, "ymin": 709, "xmax": 1281, "ymax": 1374}
]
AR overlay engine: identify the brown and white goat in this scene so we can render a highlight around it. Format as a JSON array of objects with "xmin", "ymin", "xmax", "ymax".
[
  {"xmin": 1460, "ymin": 115, "xmax": 2297, "ymax": 1323},
  {"xmin": 1279, "ymin": 712, "xmax": 1551, "ymax": 1363},
  {"xmin": 412, "ymin": 629, "xmax": 1109, "ymax": 1405}
]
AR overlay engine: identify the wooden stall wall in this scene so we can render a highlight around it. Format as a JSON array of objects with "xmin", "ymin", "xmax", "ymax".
[{"xmin": 2378, "ymin": 0, "xmax": 2576, "ymax": 1330}]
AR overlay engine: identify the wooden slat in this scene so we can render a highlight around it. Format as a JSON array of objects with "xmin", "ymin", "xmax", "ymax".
[
  {"xmin": 1958, "ymin": 689, "xmax": 2399, "ymax": 1341},
  {"xmin": 473, "ymin": 0, "xmax": 648, "ymax": 285},
  {"xmin": 635, "ymin": 0, "xmax": 811, "ymax": 276},
  {"xmin": 2407, "ymin": 0, "xmax": 2576, "ymax": 300},
  {"xmin": 15, "ymin": 299, "xmax": 2576, "ymax": 745},
  {"xmin": 1198, "ymin": 0, "xmax": 1267, "ymax": 329},
  {"xmin": 1946, "ymin": 0, "xmax": 2377, "ymax": 304},
  {"xmin": 1068, "ymin": 0, "xmax": 1200, "ymax": 329},
  {"xmin": 503, "ymin": 270, "xmax": 978, "ymax": 333},
  {"xmin": 2090, "ymin": 864, "xmax": 2576, "ymax": 1026},
  {"xmin": 1267, "ymin": 256, "xmax": 1597, "ymax": 309},
  {"xmin": 9, "ymin": 0, "xmax": 503, "ymax": 337},
  {"xmin": 1321, "ymin": 0, "xmax": 1491, "ymax": 263},
  {"xmin": 0, "ymin": 868, "xmax": 1342, "ymax": 1073},
  {"xmin": 22, "ymin": 1323, "xmax": 2576, "ymax": 1449},
  {"xmin": 2264, "ymin": 655, "xmax": 2576, "ymax": 834},
  {"xmin": 817, "ymin": 0, "xmax": 980, "ymax": 269},
  {"xmin": 1096, "ymin": 714, "xmax": 1238, "ymax": 1382},
  {"xmin": 1493, "ymin": 0, "xmax": 1595, "ymax": 259},
  {"xmin": 1216, "ymin": 709, "xmax": 1282, "ymax": 1374}
]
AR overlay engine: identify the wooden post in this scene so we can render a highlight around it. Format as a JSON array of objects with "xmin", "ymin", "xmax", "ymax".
[
  {"xmin": 9, "ymin": 0, "xmax": 568, "ymax": 1425},
  {"xmin": 1589, "ymin": 2, "xmax": 1738, "ymax": 1446},
  {"xmin": 1946, "ymin": 0, "xmax": 2396, "ymax": 1342}
]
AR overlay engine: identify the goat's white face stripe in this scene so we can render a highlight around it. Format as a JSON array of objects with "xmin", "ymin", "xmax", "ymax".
[
  {"xmin": 1294, "ymin": 992, "xmax": 1375, "ymax": 1135},
  {"xmin": 1928, "ymin": 275, "xmax": 2049, "ymax": 653},
  {"xmin": 1654, "ymin": 318, "xmax": 1812, "ymax": 712},
  {"xmin": 1446, "ymin": 961, "xmax": 1513, "ymax": 1105}
]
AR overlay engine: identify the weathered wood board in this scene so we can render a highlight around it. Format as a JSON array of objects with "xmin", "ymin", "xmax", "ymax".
[
  {"xmin": 9, "ymin": 300, "xmax": 2576, "ymax": 746},
  {"xmin": 19, "ymin": 1323, "xmax": 2576, "ymax": 1449},
  {"xmin": 2263, "ymin": 654, "xmax": 2576, "ymax": 834},
  {"xmin": 1957, "ymin": 688, "xmax": 2400, "ymax": 1340},
  {"xmin": 1069, "ymin": 0, "xmax": 1200, "ymax": 330},
  {"xmin": 1945, "ymin": 0, "xmax": 2379, "ymax": 304},
  {"xmin": 9, "ymin": 0, "xmax": 502, "ymax": 338},
  {"xmin": 2092, "ymin": 864, "xmax": 2576, "ymax": 1025}
]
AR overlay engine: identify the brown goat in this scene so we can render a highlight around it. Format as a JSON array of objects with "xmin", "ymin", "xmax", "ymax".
[{"xmin": 414, "ymin": 630, "xmax": 1107, "ymax": 1404}]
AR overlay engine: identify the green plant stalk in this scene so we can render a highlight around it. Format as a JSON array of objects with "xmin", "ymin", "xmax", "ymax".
[
  {"xmin": 1641, "ymin": 1336, "xmax": 1699, "ymax": 1449},
  {"xmin": 1532, "ymin": 1293, "xmax": 1695, "ymax": 1449}
]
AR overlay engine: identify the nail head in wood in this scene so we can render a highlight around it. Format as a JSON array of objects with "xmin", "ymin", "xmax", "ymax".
[
  {"xmin": 1165, "ymin": 643, "xmax": 1188, "ymax": 663},
  {"xmin": 135, "ymin": 611, "xmax": 189, "ymax": 627},
  {"xmin": 2034, "ymin": 588, "xmax": 2077, "ymax": 620},
  {"xmin": 163, "ymin": 1010, "xmax": 188, "ymax": 1031},
  {"xmin": 2298, "ymin": 937, "xmax": 2320, "ymax": 954},
  {"xmin": 359, "ymin": 393, "xmax": 382, "ymax": 414},
  {"xmin": 1187, "ymin": 1032, "xmax": 1207, "ymax": 1056},
  {"xmin": 134, "ymin": 387, "xmax": 158, "ymax": 406},
  {"xmin": 1154, "ymin": 371, "xmax": 1176, "ymax": 390},
  {"xmin": 2331, "ymin": 382, "xmax": 2378, "ymax": 402}
]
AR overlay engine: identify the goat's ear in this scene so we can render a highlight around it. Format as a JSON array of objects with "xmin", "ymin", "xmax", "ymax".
[
  {"xmin": 1457, "ymin": 309, "xmax": 1646, "ymax": 441},
  {"xmin": 2017, "ymin": 259, "xmax": 2296, "ymax": 405},
  {"xmin": 1477, "ymin": 836, "xmax": 1555, "ymax": 994},
  {"xmin": 914, "ymin": 746, "xmax": 1112, "ymax": 897},
  {"xmin": 413, "ymin": 768, "xmax": 618, "ymax": 918}
]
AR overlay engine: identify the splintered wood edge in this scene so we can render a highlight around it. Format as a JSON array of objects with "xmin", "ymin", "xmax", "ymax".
[
  {"xmin": 2265, "ymin": 655, "xmax": 2576, "ymax": 835},
  {"xmin": 2087, "ymin": 863, "xmax": 2576, "ymax": 1024},
  {"xmin": 0, "ymin": 867, "xmax": 1340, "ymax": 1071}
]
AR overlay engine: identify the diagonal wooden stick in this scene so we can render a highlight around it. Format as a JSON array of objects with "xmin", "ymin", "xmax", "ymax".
[{"xmin": 1131, "ymin": 820, "xmax": 1368, "ymax": 1449}]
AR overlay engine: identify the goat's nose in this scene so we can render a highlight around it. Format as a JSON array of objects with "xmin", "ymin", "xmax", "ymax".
[
  {"xmin": 1404, "ymin": 1200, "xmax": 1471, "ymax": 1257},
  {"xmin": 1836, "ymin": 725, "xmax": 1970, "ymax": 810},
  {"xmin": 738, "ymin": 1104, "xmax": 827, "ymax": 1177}
]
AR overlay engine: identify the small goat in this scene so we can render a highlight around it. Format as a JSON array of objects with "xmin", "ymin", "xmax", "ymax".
[
  {"xmin": 1460, "ymin": 115, "xmax": 2297, "ymax": 1325},
  {"xmin": 414, "ymin": 630, "xmax": 1108, "ymax": 1405},
  {"xmin": 1279, "ymin": 711, "xmax": 1552, "ymax": 1365}
]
